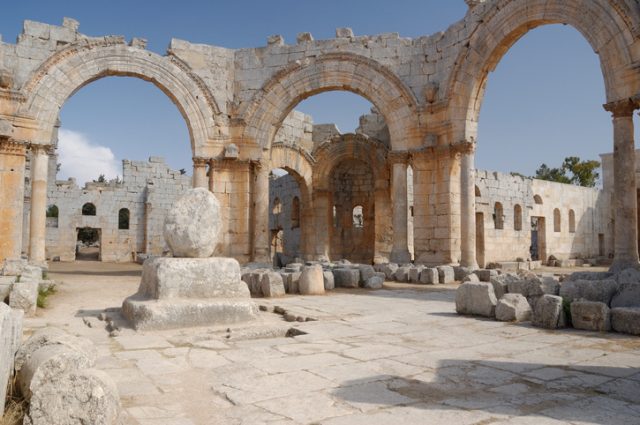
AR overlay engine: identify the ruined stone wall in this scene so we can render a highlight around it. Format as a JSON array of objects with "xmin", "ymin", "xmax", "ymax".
[{"xmin": 268, "ymin": 173, "xmax": 301, "ymax": 264}]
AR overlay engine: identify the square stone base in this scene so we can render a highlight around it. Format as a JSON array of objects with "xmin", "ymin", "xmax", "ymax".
[{"xmin": 122, "ymin": 295, "xmax": 258, "ymax": 330}]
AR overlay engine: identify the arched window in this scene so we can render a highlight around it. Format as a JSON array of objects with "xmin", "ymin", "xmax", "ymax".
[
  {"xmin": 493, "ymin": 202, "xmax": 504, "ymax": 230},
  {"xmin": 569, "ymin": 209, "xmax": 576, "ymax": 233},
  {"xmin": 82, "ymin": 203, "xmax": 96, "ymax": 216},
  {"xmin": 534, "ymin": 195, "xmax": 543, "ymax": 205},
  {"xmin": 118, "ymin": 208, "xmax": 130, "ymax": 230},
  {"xmin": 514, "ymin": 204, "xmax": 523, "ymax": 231},
  {"xmin": 353, "ymin": 205, "xmax": 364, "ymax": 228},
  {"xmin": 475, "ymin": 186, "xmax": 481, "ymax": 197},
  {"xmin": 333, "ymin": 205, "xmax": 338, "ymax": 228},
  {"xmin": 291, "ymin": 196, "xmax": 300, "ymax": 229},
  {"xmin": 554, "ymin": 208, "xmax": 561, "ymax": 232},
  {"xmin": 272, "ymin": 197, "xmax": 281, "ymax": 215},
  {"xmin": 46, "ymin": 205, "xmax": 59, "ymax": 228}
]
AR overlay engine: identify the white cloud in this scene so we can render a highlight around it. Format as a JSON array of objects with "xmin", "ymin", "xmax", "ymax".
[{"xmin": 57, "ymin": 129, "xmax": 120, "ymax": 184}]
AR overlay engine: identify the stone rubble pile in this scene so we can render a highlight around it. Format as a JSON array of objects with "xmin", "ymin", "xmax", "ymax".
[
  {"xmin": 455, "ymin": 267, "xmax": 640, "ymax": 336},
  {"xmin": 14, "ymin": 328, "xmax": 122, "ymax": 425},
  {"xmin": 1, "ymin": 258, "xmax": 55, "ymax": 317}
]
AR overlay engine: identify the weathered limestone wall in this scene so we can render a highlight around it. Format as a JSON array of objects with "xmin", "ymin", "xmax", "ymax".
[
  {"xmin": 0, "ymin": 140, "xmax": 27, "ymax": 262},
  {"xmin": 269, "ymin": 173, "xmax": 301, "ymax": 263}
]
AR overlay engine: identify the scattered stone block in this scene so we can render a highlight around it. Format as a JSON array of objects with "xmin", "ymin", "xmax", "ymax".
[
  {"xmin": 490, "ymin": 274, "xmax": 519, "ymax": 299},
  {"xmin": 408, "ymin": 266, "xmax": 424, "ymax": 283},
  {"xmin": 364, "ymin": 274, "xmax": 384, "ymax": 289},
  {"xmin": 559, "ymin": 279, "xmax": 618, "ymax": 305},
  {"xmin": 333, "ymin": 268, "xmax": 360, "ymax": 288},
  {"xmin": 299, "ymin": 265, "xmax": 325, "ymax": 295},
  {"xmin": 611, "ymin": 307, "xmax": 640, "ymax": 335},
  {"xmin": 358, "ymin": 265, "xmax": 376, "ymax": 284},
  {"xmin": 571, "ymin": 301, "xmax": 611, "ymax": 332},
  {"xmin": 0, "ymin": 303, "xmax": 23, "ymax": 413},
  {"xmin": 379, "ymin": 263, "xmax": 398, "ymax": 280},
  {"xmin": 462, "ymin": 273, "xmax": 480, "ymax": 283},
  {"xmin": 323, "ymin": 271, "xmax": 335, "ymax": 290},
  {"xmin": 496, "ymin": 294, "xmax": 532, "ymax": 322},
  {"xmin": 437, "ymin": 266, "xmax": 455, "ymax": 284},
  {"xmin": 475, "ymin": 269, "xmax": 498, "ymax": 282},
  {"xmin": 9, "ymin": 280, "xmax": 39, "ymax": 316},
  {"xmin": 260, "ymin": 272, "xmax": 285, "ymax": 297},
  {"xmin": 455, "ymin": 282, "xmax": 497, "ymax": 317},
  {"xmin": 163, "ymin": 188, "xmax": 221, "ymax": 258},
  {"xmin": 394, "ymin": 267, "xmax": 411, "ymax": 283},
  {"xmin": 564, "ymin": 271, "xmax": 613, "ymax": 282},
  {"xmin": 454, "ymin": 266, "xmax": 473, "ymax": 281},
  {"xmin": 21, "ymin": 265, "xmax": 42, "ymax": 281},
  {"xmin": 419, "ymin": 268, "xmax": 438, "ymax": 285},
  {"xmin": 1, "ymin": 258, "xmax": 28, "ymax": 276},
  {"xmin": 25, "ymin": 369, "xmax": 121, "ymax": 425},
  {"xmin": 611, "ymin": 268, "xmax": 640, "ymax": 308},
  {"xmin": 532, "ymin": 295, "xmax": 566, "ymax": 329}
]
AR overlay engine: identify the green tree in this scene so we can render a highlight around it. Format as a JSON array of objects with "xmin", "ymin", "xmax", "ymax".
[
  {"xmin": 534, "ymin": 157, "xmax": 600, "ymax": 187},
  {"xmin": 94, "ymin": 174, "xmax": 106, "ymax": 183}
]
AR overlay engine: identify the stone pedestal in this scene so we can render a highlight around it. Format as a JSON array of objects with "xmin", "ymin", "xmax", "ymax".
[{"xmin": 122, "ymin": 257, "xmax": 257, "ymax": 330}]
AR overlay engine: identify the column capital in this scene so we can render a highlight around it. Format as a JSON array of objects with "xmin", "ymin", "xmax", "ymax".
[
  {"xmin": 603, "ymin": 98, "xmax": 637, "ymax": 117},
  {"xmin": 193, "ymin": 156, "xmax": 209, "ymax": 167},
  {"xmin": 388, "ymin": 151, "xmax": 409, "ymax": 165},
  {"xmin": 451, "ymin": 140, "xmax": 476, "ymax": 155}
]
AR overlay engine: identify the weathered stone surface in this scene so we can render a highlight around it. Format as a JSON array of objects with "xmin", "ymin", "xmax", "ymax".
[
  {"xmin": 393, "ymin": 267, "xmax": 410, "ymax": 283},
  {"xmin": 333, "ymin": 268, "xmax": 360, "ymax": 288},
  {"xmin": 260, "ymin": 272, "xmax": 285, "ymax": 297},
  {"xmin": 475, "ymin": 269, "xmax": 498, "ymax": 282},
  {"xmin": 559, "ymin": 279, "xmax": 619, "ymax": 304},
  {"xmin": 9, "ymin": 280, "xmax": 38, "ymax": 316},
  {"xmin": 0, "ymin": 303, "xmax": 22, "ymax": 413},
  {"xmin": 455, "ymin": 282, "xmax": 497, "ymax": 317},
  {"xmin": 1, "ymin": 258, "xmax": 28, "ymax": 276},
  {"xmin": 18, "ymin": 344, "xmax": 94, "ymax": 400},
  {"xmin": 462, "ymin": 273, "xmax": 480, "ymax": 283},
  {"xmin": 532, "ymin": 295, "xmax": 566, "ymax": 329},
  {"xmin": 138, "ymin": 257, "xmax": 249, "ymax": 299},
  {"xmin": 25, "ymin": 369, "xmax": 121, "ymax": 425},
  {"xmin": 242, "ymin": 270, "xmax": 268, "ymax": 297},
  {"xmin": 364, "ymin": 274, "xmax": 384, "ymax": 289},
  {"xmin": 437, "ymin": 266, "xmax": 455, "ymax": 284},
  {"xmin": 0, "ymin": 277, "xmax": 13, "ymax": 301},
  {"xmin": 408, "ymin": 266, "xmax": 424, "ymax": 283},
  {"xmin": 571, "ymin": 301, "xmax": 611, "ymax": 332},
  {"xmin": 611, "ymin": 268, "xmax": 640, "ymax": 308},
  {"xmin": 163, "ymin": 188, "xmax": 221, "ymax": 258},
  {"xmin": 490, "ymin": 274, "xmax": 518, "ymax": 299},
  {"xmin": 379, "ymin": 263, "xmax": 398, "ymax": 280},
  {"xmin": 358, "ymin": 265, "xmax": 376, "ymax": 284},
  {"xmin": 611, "ymin": 307, "xmax": 640, "ymax": 335},
  {"xmin": 323, "ymin": 271, "xmax": 335, "ymax": 290},
  {"xmin": 14, "ymin": 327, "xmax": 97, "ymax": 373},
  {"xmin": 496, "ymin": 293, "xmax": 532, "ymax": 322},
  {"xmin": 419, "ymin": 268, "xmax": 438, "ymax": 285},
  {"xmin": 21, "ymin": 265, "xmax": 42, "ymax": 281},
  {"xmin": 564, "ymin": 271, "xmax": 614, "ymax": 282},
  {"xmin": 454, "ymin": 266, "xmax": 473, "ymax": 282},
  {"xmin": 299, "ymin": 265, "xmax": 325, "ymax": 295},
  {"xmin": 122, "ymin": 296, "xmax": 258, "ymax": 330}
]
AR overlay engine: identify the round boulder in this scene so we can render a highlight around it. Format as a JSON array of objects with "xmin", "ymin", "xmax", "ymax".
[{"xmin": 163, "ymin": 188, "xmax": 222, "ymax": 258}]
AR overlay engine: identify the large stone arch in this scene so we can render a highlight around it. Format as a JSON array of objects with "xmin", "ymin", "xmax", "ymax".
[
  {"xmin": 19, "ymin": 38, "xmax": 224, "ymax": 153},
  {"xmin": 448, "ymin": 0, "xmax": 640, "ymax": 142},
  {"xmin": 241, "ymin": 52, "xmax": 421, "ymax": 152}
]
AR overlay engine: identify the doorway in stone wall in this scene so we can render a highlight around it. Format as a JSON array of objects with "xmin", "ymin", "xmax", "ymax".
[
  {"xmin": 76, "ymin": 227, "xmax": 101, "ymax": 261},
  {"xmin": 270, "ymin": 228, "xmax": 284, "ymax": 268},
  {"xmin": 530, "ymin": 217, "xmax": 546, "ymax": 262},
  {"xmin": 475, "ymin": 212, "xmax": 485, "ymax": 268}
]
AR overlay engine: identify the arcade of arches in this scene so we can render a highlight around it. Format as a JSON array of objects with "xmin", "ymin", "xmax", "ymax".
[{"xmin": 1, "ymin": 0, "xmax": 640, "ymax": 272}]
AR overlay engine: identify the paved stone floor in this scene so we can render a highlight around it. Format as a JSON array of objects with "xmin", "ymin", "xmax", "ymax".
[{"xmin": 26, "ymin": 262, "xmax": 640, "ymax": 424}]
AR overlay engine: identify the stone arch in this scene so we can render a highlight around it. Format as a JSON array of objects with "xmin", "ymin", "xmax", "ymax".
[
  {"xmin": 241, "ymin": 53, "xmax": 420, "ymax": 152},
  {"xmin": 448, "ymin": 0, "xmax": 640, "ymax": 142},
  {"xmin": 20, "ymin": 39, "xmax": 224, "ymax": 153}
]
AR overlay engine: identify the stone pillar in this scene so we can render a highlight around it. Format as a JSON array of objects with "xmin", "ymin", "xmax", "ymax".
[
  {"xmin": 192, "ymin": 157, "xmax": 207, "ymax": 189},
  {"xmin": 0, "ymin": 139, "xmax": 28, "ymax": 262},
  {"xmin": 251, "ymin": 159, "xmax": 270, "ymax": 263},
  {"xmin": 604, "ymin": 99, "xmax": 639, "ymax": 272},
  {"xmin": 28, "ymin": 144, "xmax": 49, "ymax": 264},
  {"xmin": 208, "ymin": 159, "xmax": 215, "ymax": 192},
  {"xmin": 389, "ymin": 152, "xmax": 411, "ymax": 263},
  {"xmin": 459, "ymin": 142, "xmax": 478, "ymax": 269},
  {"xmin": 313, "ymin": 190, "xmax": 331, "ymax": 261}
]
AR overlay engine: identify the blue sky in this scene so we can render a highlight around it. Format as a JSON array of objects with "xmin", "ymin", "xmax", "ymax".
[{"xmin": 2, "ymin": 1, "xmax": 636, "ymax": 183}]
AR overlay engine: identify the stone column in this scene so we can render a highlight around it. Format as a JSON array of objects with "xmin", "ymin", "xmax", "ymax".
[
  {"xmin": 313, "ymin": 190, "xmax": 331, "ymax": 261},
  {"xmin": 459, "ymin": 141, "xmax": 478, "ymax": 269},
  {"xmin": 389, "ymin": 152, "xmax": 411, "ymax": 263},
  {"xmin": 0, "ymin": 139, "xmax": 28, "ymax": 262},
  {"xmin": 29, "ymin": 144, "xmax": 49, "ymax": 264},
  {"xmin": 251, "ymin": 159, "xmax": 270, "ymax": 263},
  {"xmin": 192, "ymin": 157, "xmax": 208, "ymax": 189},
  {"xmin": 208, "ymin": 159, "xmax": 215, "ymax": 192},
  {"xmin": 604, "ymin": 99, "xmax": 639, "ymax": 272}
]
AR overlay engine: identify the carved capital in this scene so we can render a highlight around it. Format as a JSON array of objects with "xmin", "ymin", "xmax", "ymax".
[
  {"xmin": 193, "ymin": 157, "xmax": 208, "ymax": 168},
  {"xmin": 0, "ymin": 138, "xmax": 28, "ymax": 156},
  {"xmin": 451, "ymin": 140, "xmax": 476, "ymax": 156},
  {"xmin": 603, "ymin": 98, "xmax": 637, "ymax": 117},
  {"xmin": 29, "ymin": 143, "xmax": 53, "ymax": 156}
]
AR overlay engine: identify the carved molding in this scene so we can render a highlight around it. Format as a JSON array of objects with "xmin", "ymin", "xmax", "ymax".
[
  {"xmin": 603, "ymin": 98, "xmax": 637, "ymax": 117},
  {"xmin": 0, "ymin": 138, "xmax": 29, "ymax": 156}
]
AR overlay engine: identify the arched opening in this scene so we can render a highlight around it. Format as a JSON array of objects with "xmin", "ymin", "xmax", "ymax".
[
  {"xmin": 118, "ymin": 208, "xmax": 130, "ymax": 230},
  {"xmin": 554, "ymin": 208, "xmax": 562, "ymax": 233},
  {"xmin": 46, "ymin": 204, "xmax": 59, "ymax": 228},
  {"xmin": 269, "ymin": 169, "xmax": 303, "ymax": 267},
  {"xmin": 81, "ymin": 203, "xmax": 96, "ymax": 216},
  {"xmin": 514, "ymin": 204, "xmax": 523, "ymax": 231},
  {"xmin": 534, "ymin": 195, "xmax": 543, "ymax": 205},
  {"xmin": 291, "ymin": 197, "xmax": 300, "ymax": 229},
  {"xmin": 493, "ymin": 202, "xmax": 504, "ymax": 230},
  {"xmin": 353, "ymin": 206, "xmax": 364, "ymax": 228},
  {"xmin": 569, "ymin": 209, "xmax": 576, "ymax": 233},
  {"xmin": 475, "ymin": 186, "xmax": 481, "ymax": 197},
  {"xmin": 272, "ymin": 197, "xmax": 282, "ymax": 215}
]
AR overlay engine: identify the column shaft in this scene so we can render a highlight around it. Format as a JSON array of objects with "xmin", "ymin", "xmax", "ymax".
[
  {"xmin": 460, "ymin": 147, "xmax": 478, "ymax": 268},
  {"xmin": 29, "ymin": 145, "xmax": 48, "ymax": 264},
  {"xmin": 252, "ymin": 160, "xmax": 270, "ymax": 263},
  {"xmin": 192, "ymin": 158, "xmax": 207, "ymax": 189},
  {"xmin": 390, "ymin": 159, "xmax": 411, "ymax": 263}
]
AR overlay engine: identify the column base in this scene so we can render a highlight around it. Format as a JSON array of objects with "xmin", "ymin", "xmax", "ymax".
[
  {"xmin": 390, "ymin": 249, "xmax": 411, "ymax": 264},
  {"xmin": 460, "ymin": 260, "xmax": 479, "ymax": 270},
  {"xmin": 251, "ymin": 249, "xmax": 271, "ymax": 265}
]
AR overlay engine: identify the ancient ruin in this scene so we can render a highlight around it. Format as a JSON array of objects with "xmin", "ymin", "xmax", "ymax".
[{"xmin": 2, "ymin": 1, "xmax": 640, "ymax": 423}]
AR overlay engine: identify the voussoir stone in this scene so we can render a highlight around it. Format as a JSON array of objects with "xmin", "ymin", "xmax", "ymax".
[
  {"xmin": 496, "ymin": 293, "xmax": 532, "ymax": 322},
  {"xmin": 455, "ymin": 282, "xmax": 497, "ymax": 317},
  {"xmin": 299, "ymin": 265, "xmax": 325, "ymax": 295},
  {"xmin": 163, "ymin": 188, "xmax": 221, "ymax": 258}
]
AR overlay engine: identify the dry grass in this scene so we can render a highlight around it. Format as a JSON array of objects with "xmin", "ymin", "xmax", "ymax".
[{"xmin": 1, "ymin": 376, "xmax": 26, "ymax": 425}]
